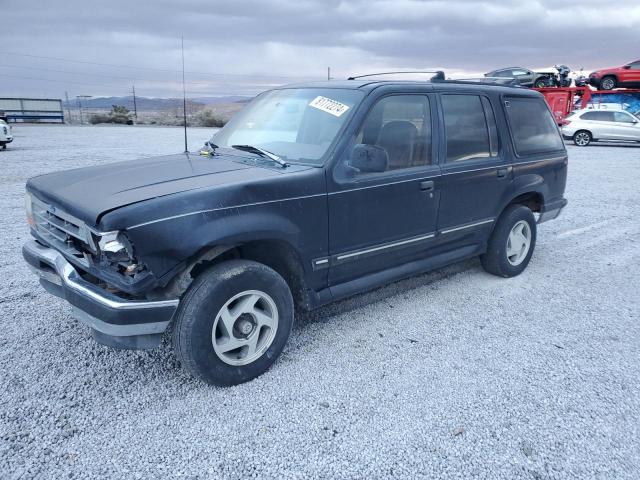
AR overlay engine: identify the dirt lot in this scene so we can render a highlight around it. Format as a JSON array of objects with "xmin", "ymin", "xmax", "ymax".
[{"xmin": 1, "ymin": 125, "xmax": 639, "ymax": 479}]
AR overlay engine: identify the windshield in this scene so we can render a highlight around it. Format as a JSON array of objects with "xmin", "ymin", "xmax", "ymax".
[{"xmin": 211, "ymin": 88, "xmax": 363, "ymax": 165}]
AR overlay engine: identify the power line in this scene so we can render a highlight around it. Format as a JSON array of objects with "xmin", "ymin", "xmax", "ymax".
[
  {"xmin": 0, "ymin": 51, "xmax": 318, "ymax": 80},
  {"xmin": 0, "ymin": 72, "xmax": 277, "ymax": 96}
]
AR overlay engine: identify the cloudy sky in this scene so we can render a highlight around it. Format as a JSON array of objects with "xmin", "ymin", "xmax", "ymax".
[{"xmin": 1, "ymin": 0, "xmax": 639, "ymax": 99}]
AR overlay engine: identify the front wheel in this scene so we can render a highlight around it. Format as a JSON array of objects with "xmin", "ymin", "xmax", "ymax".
[
  {"xmin": 573, "ymin": 130, "xmax": 592, "ymax": 146},
  {"xmin": 173, "ymin": 260, "xmax": 294, "ymax": 386},
  {"xmin": 599, "ymin": 76, "xmax": 616, "ymax": 90},
  {"xmin": 481, "ymin": 205, "xmax": 537, "ymax": 278}
]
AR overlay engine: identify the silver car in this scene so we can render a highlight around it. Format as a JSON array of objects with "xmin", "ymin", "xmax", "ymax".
[{"xmin": 561, "ymin": 108, "xmax": 640, "ymax": 146}]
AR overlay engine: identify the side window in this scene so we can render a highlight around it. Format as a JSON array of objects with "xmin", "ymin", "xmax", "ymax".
[
  {"xmin": 442, "ymin": 94, "xmax": 493, "ymax": 162},
  {"xmin": 613, "ymin": 112, "xmax": 635, "ymax": 123},
  {"xmin": 629, "ymin": 62, "xmax": 640, "ymax": 70},
  {"xmin": 505, "ymin": 97, "xmax": 564, "ymax": 156},
  {"xmin": 584, "ymin": 111, "xmax": 614, "ymax": 122},
  {"xmin": 354, "ymin": 95, "xmax": 431, "ymax": 171},
  {"xmin": 598, "ymin": 112, "xmax": 615, "ymax": 122},
  {"xmin": 581, "ymin": 111, "xmax": 599, "ymax": 120}
]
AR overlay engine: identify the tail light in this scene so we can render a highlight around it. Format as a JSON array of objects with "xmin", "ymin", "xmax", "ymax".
[{"xmin": 561, "ymin": 120, "xmax": 571, "ymax": 126}]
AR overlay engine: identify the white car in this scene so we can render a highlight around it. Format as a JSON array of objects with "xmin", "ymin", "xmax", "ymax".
[
  {"xmin": 561, "ymin": 108, "xmax": 640, "ymax": 146},
  {"xmin": 0, "ymin": 119, "xmax": 13, "ymax": 150}
]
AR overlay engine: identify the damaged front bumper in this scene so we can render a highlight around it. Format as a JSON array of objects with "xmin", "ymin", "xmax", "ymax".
[{"xmin": 22, "ymin": 240, "xmax": 179, "ymax": 349}]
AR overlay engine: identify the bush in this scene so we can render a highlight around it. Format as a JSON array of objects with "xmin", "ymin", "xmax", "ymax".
[
  {"xmin": 194, "ymin": 108, "xmax": 227, "ymax": 128},
  {"xmin": 88, "ymin": 105, "xmax": 132, "ymax": 125},
  {"xmin": 89, "ymin": 114, "xmax": 112, "ymax": 125}
]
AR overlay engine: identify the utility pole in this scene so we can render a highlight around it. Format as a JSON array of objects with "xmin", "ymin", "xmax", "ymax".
[
  {"xmin": 76, "ymin": 95, "xmax": 92, "ymax": 125},
  {"xmin": 131, "ymin": 85, "xmax": 138, "ymax": 121},
  {"xmin": 327, "ymin": 67, "xmax": 331, "ymax": 81},
  {"xmin": 64, "ymin": 91, "xmax": 71, "ymax": 124},
  {"xmin": 181, "ymin": 35, "xmax": 188, "ymax": 153}
]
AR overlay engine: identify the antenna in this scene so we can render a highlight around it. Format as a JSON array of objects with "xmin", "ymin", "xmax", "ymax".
[
  {"xmin": 347, "ymin": 70, "xmax": 445, "ymax": 81},
  {"xmin": 181, "ymin": 35, "xmax": 188, "ymax": 153}
]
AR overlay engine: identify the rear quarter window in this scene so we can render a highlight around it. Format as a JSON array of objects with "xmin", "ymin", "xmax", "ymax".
[{"xmin": 505, "ymin": 97, "xmax": 564, "ymax": 156}]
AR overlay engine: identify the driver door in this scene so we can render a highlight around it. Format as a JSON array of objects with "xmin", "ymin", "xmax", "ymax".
[{"xmin": 326, "ymin": 93, "xmax": 441, "ymax": 287}]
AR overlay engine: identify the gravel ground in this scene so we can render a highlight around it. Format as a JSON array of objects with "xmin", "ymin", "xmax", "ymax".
[{"xmin": 1, "ymin": 125, "xmax": 639, "ymax": 479}]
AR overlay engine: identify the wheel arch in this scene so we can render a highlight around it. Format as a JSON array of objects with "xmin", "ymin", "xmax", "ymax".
[{"xmin": 160, "ymin": 237, "xmax": 311, "ymax": 311}]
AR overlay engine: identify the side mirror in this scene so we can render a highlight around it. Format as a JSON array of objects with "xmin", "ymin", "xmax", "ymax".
[
  {"xmin": 623, "ymin": 65, "xmax": 631, "ymax": 70},
  {"xmin": 348, "ymin": 144, "xmax": 388, "ymax": 173}
]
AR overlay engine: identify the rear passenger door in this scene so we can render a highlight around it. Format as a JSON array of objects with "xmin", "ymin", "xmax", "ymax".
[{"xmin": 435, "ymin": 94, "xmax": 509, "ymax": 243}]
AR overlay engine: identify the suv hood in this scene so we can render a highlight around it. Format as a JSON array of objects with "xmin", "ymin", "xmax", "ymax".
[{"xmin": 27, "ymin": 152, "xmax": 281, "ymax": 225}]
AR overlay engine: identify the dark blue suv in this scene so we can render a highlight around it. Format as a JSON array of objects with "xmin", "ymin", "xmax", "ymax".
[{"xmin": 23, "ymin": 79, "xmax": 568, "ymax": 385}]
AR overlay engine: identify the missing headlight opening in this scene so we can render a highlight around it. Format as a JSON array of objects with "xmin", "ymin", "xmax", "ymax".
[{"xmin": 97, "ymin": 231, "xmax": 140, "ymax": 276}]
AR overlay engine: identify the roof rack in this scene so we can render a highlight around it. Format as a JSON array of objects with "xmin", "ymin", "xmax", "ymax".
[
  {"xmin": 454, "ymin": 77, "xmax": 520, "ymax": 85},
  {"xmin": 347, "ymin": 70, "xmax": 445, "ymax": 81}
]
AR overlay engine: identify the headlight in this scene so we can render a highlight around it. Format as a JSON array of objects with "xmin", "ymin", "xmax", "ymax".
[{"xmin": 25, "ymin": 192, "xmax": 34, "ymax": 227}]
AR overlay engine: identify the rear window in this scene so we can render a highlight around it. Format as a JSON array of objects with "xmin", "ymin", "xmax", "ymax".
[{"xmin": 505, "ymin": 97, "xmax": 564, "ymax": 156}]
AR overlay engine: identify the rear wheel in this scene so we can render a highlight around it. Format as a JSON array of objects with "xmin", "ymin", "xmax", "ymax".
[
  {"xmin": 173, "ymin": 260, "xmax": 294, "ymax": 386},
  {"xmin": 481, "ymin": 205, "xmax": 537, "ymax": 278},
  {"xmin": 600, "ymin": 76, "xmax": 616, "ymax": 90},
  {"xmin": 573, "ymin": 130, "xmax": 592, "ymax": 146},
  {"xmin": 534, "ymin": 77, "xmax": 548, "ymax": 88}
]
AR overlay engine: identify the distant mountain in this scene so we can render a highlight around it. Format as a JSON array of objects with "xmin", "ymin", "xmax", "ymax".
[
  {"xmin": 62, "ymin": 95, "xmax": 252, "ymax": 111},
  {"xmin": 191, "ymin": 96, "xmax": 253, "ymax": 105}
]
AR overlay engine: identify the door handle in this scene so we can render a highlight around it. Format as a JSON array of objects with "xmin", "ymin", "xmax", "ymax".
[
  {"xmin": 420, "ymin": 180, "xmax": 434, "ymax": 191},
  {"xmin": 496, "ymin": 168, "xmax": 508, "ymax": 178}
]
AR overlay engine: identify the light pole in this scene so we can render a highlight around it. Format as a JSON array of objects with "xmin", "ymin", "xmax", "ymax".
[{"xmin": 76, "ymin": 95, "xmax": 92, "ymax": 125}]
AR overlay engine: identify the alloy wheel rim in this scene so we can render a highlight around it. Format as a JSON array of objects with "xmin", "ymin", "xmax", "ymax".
[
  {"xmin": 506, "ymin": 220, "xmax": 532, "ymax": 266},
  {"xmin": 602, "ymin": 79, "xmax": 614, "ymax": 89},
  {"xmin": 575, "ymin": 133, "xmax": 589, "ymax": 146},
  {"xmin": 211, "ymin": 290, "xmax": 279, "ymax": 366}
]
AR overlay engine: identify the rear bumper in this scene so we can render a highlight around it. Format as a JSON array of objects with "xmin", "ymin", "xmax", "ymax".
[
  {"xmin": 22, "ymin": 240, "xmax": 179, "ymax": 349},
  {"xmin": 538, "ymin": 198, "xmax": 568, "ymax": 223}
]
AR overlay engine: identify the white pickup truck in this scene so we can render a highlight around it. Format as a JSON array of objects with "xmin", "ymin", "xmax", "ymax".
[{"xmin": 0, "ymin": 119, "xmax": 13, "ymax": 150}]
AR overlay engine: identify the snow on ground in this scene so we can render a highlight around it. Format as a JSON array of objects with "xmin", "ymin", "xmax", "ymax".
[{"xmin": 1, "ymin": 125, "xmax": 639, "ymax": 479}]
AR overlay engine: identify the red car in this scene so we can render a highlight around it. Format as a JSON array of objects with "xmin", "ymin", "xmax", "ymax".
[{"xmin": 589, "ymin": 60, "xmax": 640, "ymax": 90}]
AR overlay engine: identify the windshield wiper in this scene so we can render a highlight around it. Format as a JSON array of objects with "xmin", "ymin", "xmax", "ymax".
[{"xmin": 231, "ymin": 144, "xmax": 288, "ymax": 168}]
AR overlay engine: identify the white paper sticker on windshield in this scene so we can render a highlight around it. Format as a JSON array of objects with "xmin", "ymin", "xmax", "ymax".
[{"xmin": 309, "ymin": 96, "xmax": 350, "ymax": 117}]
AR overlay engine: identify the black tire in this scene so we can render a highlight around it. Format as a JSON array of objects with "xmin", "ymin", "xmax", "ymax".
[
  {"xmin": 1, "ymin": 144, "xmax": 6, "ymax": 150},
  {"xmin": 173, "ymin": 259, "xmax": 294, "ymax": 386},
  {"xmin": 481, "ymin": 204, "xmax": 537, "ymax": 278},
  {"xmin": 599, "ymin": 76, "xmax": 616, "ymax": 90},
  {"xmin": 534, "ymin": 77, "xmax": 548, "ymax": 88},
  {"xmin": 573, "ymin": 130, "xmax": 592, "ymax": 147}
]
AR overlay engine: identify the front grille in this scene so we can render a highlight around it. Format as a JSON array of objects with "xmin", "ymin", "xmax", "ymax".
[{"xmin": 31, "ymin": 196, "xmax": 96, "ymax": 265}]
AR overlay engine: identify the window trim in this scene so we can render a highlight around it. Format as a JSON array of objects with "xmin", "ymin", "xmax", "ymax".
[
  {"xmin": 336, "ymin": 92, "xmax": 437, "ymax": 181},
  {"xmin": 440, "ymin": 93, "xmax": 499, "ymax": 164},
  {"xmin": 502, "ymin": 95, "xmax": 565, "ymax": 158}
]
